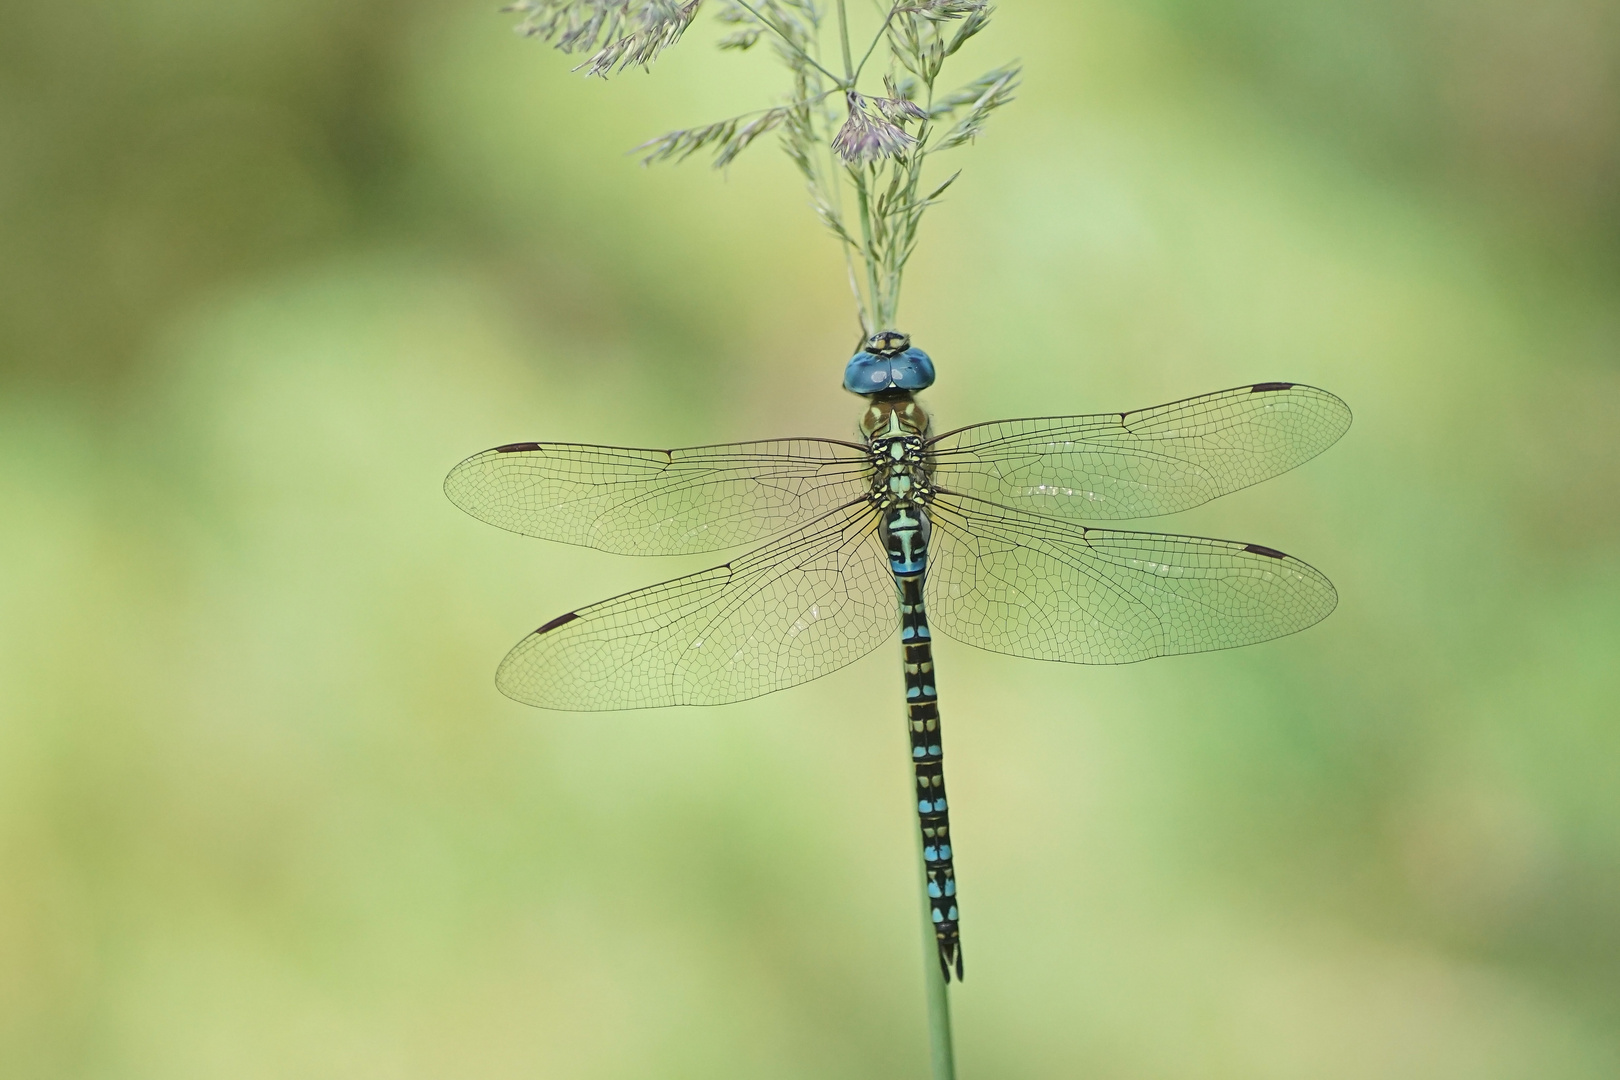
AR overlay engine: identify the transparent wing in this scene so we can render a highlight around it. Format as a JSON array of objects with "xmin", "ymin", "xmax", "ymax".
[
  {"xmin": 924, "ymin": 494, "xmax": 1337, "ymax": 664},
  {"xmin": 445, "ymin": 438, "xmax": 873, "ymax": 555},
  {"xmin": 496, "ymin": 504, "xmax": 896, "ymax": 710},
  {"xmin": 926, "ymin": 383, "xmax": 1350, "ymax": 521}
]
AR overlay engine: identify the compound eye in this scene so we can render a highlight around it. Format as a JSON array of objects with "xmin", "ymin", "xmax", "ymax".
[
  {"xmin": 843, "ymin": 352, "xmax": 893, "ymax": 394},
  {"xmin": 890, "ymin": 348, "xmax": 935, "ymax": 390}
]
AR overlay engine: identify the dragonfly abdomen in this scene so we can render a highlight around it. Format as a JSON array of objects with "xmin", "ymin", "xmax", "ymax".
[{"xmin": 887, "ymin": 502, "xmax": 963, "ymax": 982}]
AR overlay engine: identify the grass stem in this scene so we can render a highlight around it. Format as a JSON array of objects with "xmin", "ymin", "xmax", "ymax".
[
  {"xmin": 730, "ymin": 0, "xmax": 845, "ymax": 85},
  {"xmin": 852, "ymin": 2, "xmax": 900, "ymax": 82},
  {"xmin": 835, "ymin": 0, "xmax": 856, "ymax": 81},
  {"xmin": 852, "ymin": 168, "xmax": 886, "ymax": 327},
  {"xmin": 914, "ymin": 823, "xmax": 957, "ymax": 1080}
]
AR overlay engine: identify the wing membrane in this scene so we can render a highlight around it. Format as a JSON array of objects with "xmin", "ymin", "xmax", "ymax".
[
  {"xmin": 927, "ymin": 383, "xmax": 1350, "ymax": 521},
  {"xmin": 497, "ymin": 505, "xmax": 895, "ymax": 710},
  {"xmin": 445, "ymin": 438, "xmax": 872, "ymax": 555},
  {"xmin": 925, "ymin": 494, "xmax": 1337, "ymax": 664}
]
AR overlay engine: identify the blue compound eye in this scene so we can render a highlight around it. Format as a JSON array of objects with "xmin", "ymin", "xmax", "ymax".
[
  {"xmin": 843, "ymin": 340, "xmax": 935, "ymax": 395},
  {"xmin": 890, "ymin": 348, "xmax": 935, "ymax": 391},
  {"xmin": 843, "ymin": 351, "xmax": 890, "ymax": 394}
]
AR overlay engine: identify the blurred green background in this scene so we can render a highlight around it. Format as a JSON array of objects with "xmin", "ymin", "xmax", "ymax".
[{"xmin": 5, "ymin": 0, "xmax": 1620, "ymax": 1076}]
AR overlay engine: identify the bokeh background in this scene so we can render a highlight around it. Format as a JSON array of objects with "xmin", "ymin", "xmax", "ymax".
[{"xmin": 5, "ymin": 0, "xmax": 1620, "ymax": 1076}]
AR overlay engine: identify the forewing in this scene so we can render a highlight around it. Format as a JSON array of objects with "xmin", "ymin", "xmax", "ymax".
[
  {"xmin": 927, "ymin": 383, "xmax": 1350, "ymax": 520},
  {"xmin": 445, "ymin": 438, "xmax": 872, "ymax": 555},
  {"xmin": 496, "ymin": 505, "xmax": 896, "ymax": 710},
  {"xmin": 925, "ymin": 494, "xmax": 1337, "ymax": 664}
]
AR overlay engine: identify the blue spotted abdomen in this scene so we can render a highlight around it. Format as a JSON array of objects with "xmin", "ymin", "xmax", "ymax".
[{"xmin": 883, "ymin": 502, "xmax": 962, "ymax": 981}]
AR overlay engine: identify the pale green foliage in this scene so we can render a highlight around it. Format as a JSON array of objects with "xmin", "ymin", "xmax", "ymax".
[{"xmin": 511, "ymin": 0, "xmax": 1018, "ymax": 333}]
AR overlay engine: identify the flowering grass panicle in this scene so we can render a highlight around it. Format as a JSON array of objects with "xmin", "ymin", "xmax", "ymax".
[
  {"xmin": 510, "ymin": 0, "xmax": 1018, "ymax": 334},
  {"xmin": 832, "ymin": 91, "xmax": 917, "ymax": 165}
]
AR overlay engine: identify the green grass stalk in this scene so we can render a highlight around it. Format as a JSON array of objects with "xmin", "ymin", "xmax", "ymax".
[{"xmin": 915, "ymin": 824, "xmax": 958, "ymax": 1080}]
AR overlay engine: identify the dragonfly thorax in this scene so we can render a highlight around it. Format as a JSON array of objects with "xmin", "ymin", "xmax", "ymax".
[
  {"xmin": 868, "ymin": 433, "xmax": 933, "ymax": 511},
  {"xmin": 859, "ymin": 395, "xmax": 931, "ymax": 441}
]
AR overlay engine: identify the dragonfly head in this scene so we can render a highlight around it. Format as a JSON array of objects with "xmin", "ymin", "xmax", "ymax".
[{"xmin": 843, "ymin": 330, "xmax": 936, "ymax": 396}]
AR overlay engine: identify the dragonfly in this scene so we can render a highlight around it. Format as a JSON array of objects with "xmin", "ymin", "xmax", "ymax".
[{"xmin": 444, "ymin": 331, "xmax": 1352, "ymax": 982}]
